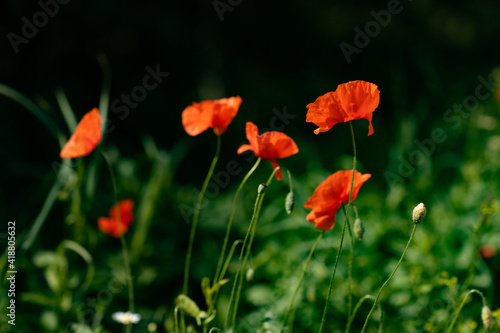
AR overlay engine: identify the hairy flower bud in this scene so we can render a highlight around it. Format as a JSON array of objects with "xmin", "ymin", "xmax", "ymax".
[
  {"xmin": 354, "ymin": 218, "xmax": 365, "ymax": 240},
  {"xmin": 482, "ymin": 305, "xmax": 493, "ymax": 329},
  {"xmin": 412, "ymin": 203, "xmax": 426, "ymax": 224},
  {"xmin": 285, "ymin": 192, "xmax": 295, "ymax": 214},
  {"xmin": 258, "ymin": 183, "xmax": 267, "ymax": 195}
]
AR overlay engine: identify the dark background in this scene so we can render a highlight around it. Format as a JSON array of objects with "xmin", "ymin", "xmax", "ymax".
[
  {"xmin": 1, "ymin": 0, "xmax": 500, "ymax": 331},
  {"xmin": 2, "ymin": 0, "xmax": 499, "ymax": 196}
]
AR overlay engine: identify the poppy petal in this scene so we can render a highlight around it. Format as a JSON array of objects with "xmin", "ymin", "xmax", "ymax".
[
  {"xmin": 109, "ymin": 199, "xmax": 135, "ymax": 226},
  {"xmin": 98, "ymin": 217, "xmax": 129, "ymax": 238},
  {"xmin": 304, "ymin": 170, "xmax": 370, "ymax": 231},
  {"xmin": 211, "ymin": 96, "xmax": 242, "ymax": 134},
  {"xmin": 270, "ymin": 160, "xmax": 282, "ymax": 181},
  {"xmin": 182, "ymin": 104, "xmax": 211, "ymax": 136},
  {"xmin": 237, "ymin": 144, "xmax": 254, "ymax": 155},
  {"xmin": 238, "ymin": 122, "xmax": 298, "ymax": 181},
  {"xmin": 60, "ymin": 108, "xmax": 102, "ymax": 158},
  {"xmin": 258, "ymin": 132, "xmax": 299, "ymax": 160},
  {"xmin": 333, "ymin": 81, "xmax": 379, "ymax": 135},
  {"xmin": 306, "ymin": 209, "xmax": 338, "ymax": 231},
  {"xmin": 182, "ymin": 96, "xmax": 241, "ymax": 136},
  {"xmin": 306, "ymin": 80, "xmax": 379, "ymax": 135}
]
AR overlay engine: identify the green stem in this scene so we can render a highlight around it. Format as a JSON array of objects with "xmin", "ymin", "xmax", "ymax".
[
  {"xmin": 183, "ymin": 134, "xmax": 222, "ymax": 295},
  {"xmin": 99, "ymin": 147, "xmax": 134, "ymax": 333},
  {"xmin": 226, "ymin": 167, "xmax": 279, "ymax": 331},
  {"xmin": 281, "ymin": 231, "xmax": 324, "ymax": 331},
  {"xmin": 343, "ymin": 206, "xmax": 355, "ymax": 329},
  {"xmin": 446, "ymin": 289, "xmax": 487, "ymax": 333},
  {"xmin": 318, "ymin": 121, "xmax": 357, "ymax": 333},
  {"xmin": 210, "ymin": 158, "xmax": 261, "ymax": 313},
  {"xmin": 361, "ymin": 223, "xmax": 418, "ymax": 333},
  {"xmin": 346, "ymin": 295, "xmax": 379, "ymax": 333}
]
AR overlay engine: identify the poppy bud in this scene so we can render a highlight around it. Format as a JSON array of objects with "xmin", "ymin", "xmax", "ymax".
[
  {"xmin": 246, "ymin": 268, "xmax": 254, "ymax": 281},
  {"xmin": 354, "ymin": 218, "xmax": 365, "ymax": 240},
  {"xmin": 258, "ymin": 183, "xmax": 267, "ymax": 195},
  {"xmin": 412, "ymin": 203, "xmax": 426, "ymax": 224},
  {"xmin": 482, "ymin": 305, "xmax": 493, "ymax": 329},
  {"xmin": 176, "ymin": 294, "xmax": 200, "ymax": 316},
  {"xmin": 285, "ymin": 192, "xmax": 295, "ymax": 214}
]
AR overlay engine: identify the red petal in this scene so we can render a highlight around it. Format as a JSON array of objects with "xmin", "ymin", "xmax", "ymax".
[
  {"xmin": 109, "ymin": 199, "xmax": 135, "ymax": 226},
  {"xmin": 306, "ymin": 80, "xmax": 380, "ymax": 135},
  {"xmin": 60, "ymin": 108, "xmax": 102, "ymax": 158},
  {"xmin": 258, "ymin": 131, "xmax": 299, "ymax": 160},
  {"xmin": 98, "ymin": 217, "xmax": 129, "ymax": 238},
  {"xmin": 211, "ymin": 96, "xmax": 242, "ymax": 134},
  {"xmin": 304, "ymin": 170, "xmax": 370, "ymax": 231},
  {"xmin": 182, "ymin": 104, "xmax": 211, "ymax": 136}
]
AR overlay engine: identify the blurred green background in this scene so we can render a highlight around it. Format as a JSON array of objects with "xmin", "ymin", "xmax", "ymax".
[{"xmin": 1, "ymin": 0, "xmax": 500, "ymax": 332}]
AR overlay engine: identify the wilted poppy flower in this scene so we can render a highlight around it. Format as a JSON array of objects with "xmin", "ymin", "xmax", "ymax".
[
  {"xmin": 98, "ymin": 199, "xmax": 135, "ymax": 237},
  {"xmin": 306, "ymin": 80, "xmax": 380, "ymax": 136},
  {"xmin": 182, "ymin": 96, "xmax": 242, "ymax": 136},
  {"xmin": 304, "ymin": 170, "xmax": 371, "ymax": 230},
  {"xmin": 237, "ymin": 122, "xmax": 299, "ymax": 180},
  {"xmin": 60, "ymin": 108, "xmax": 102, "ymax": 158}
]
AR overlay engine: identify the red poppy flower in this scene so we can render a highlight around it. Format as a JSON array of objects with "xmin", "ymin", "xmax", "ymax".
[
  {"xmin": 60, "ymin": 108, "xmax": 102, "ymax": 158},
  {"xmin": 237, "ymin": 122, "xmax": 299, "ymax": 180},
  {"xmin": 304, "ymin": 170, "xmax": 371, "ymax": 231},
  {"xmin": 98, "ymin": 199, "xmax": 135, "ymax": 237},
  {"xmin": 182, "ymin": 96, "xmax": 242, "ymax": 136},
  {"xmin": 306, "ymin": 80, "xmax": 380, "ymax": 136}
]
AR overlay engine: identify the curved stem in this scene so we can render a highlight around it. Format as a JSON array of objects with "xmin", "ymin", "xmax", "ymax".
[
  {"xmin": 99, "ymin": 147, "xmax": 134, "ymax": 333},
  {"xmin": 361, "ymin": 223, "xmax": 418, "ymax": 333},
  {"xmin": 345, "ymin": 295, "xmax": 379, "ymax": 333},
  {"xmin": 446, "ymin": 289, "xmax": 487, "ymax": 333},
  {"xmin": 318, "ymin": 121, "xmax": 357, "ymax": 333},
  {"xmin": 210, "ymin": 158, "xmax": 261, "ymax": 312},
  {"xmin": 226, "ymin": 167, "xmax": 279, "ymax": 331},
  {"xmin": 281, "ymin": 231, "xmax": 324, "ymax": 331},
  {"xmin": 183, "ymin": 134, "xmax": 222, "ymax": 295}
]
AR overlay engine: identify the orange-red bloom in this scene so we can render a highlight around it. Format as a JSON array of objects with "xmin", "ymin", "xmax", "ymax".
[
  {"xmin": 304, "ymin": 170, "xmax": 371, "ymax": 231},
  {"xmin": 60, "ymin": 108, "xmax": 102, "ymax": 158},
  {"xmin": 237, "ymin": 122, "xmax": 299, "ymax": 180},
  {"xmin": 182, "ymin": 96, "xmax": 242, "ymax": 136},
  {"xmin": 306, "ymin": 80, "xmax": 380, "ymax": 136},
  {"xmin": 98, "ymin": 199, "xmax": 134, "ymax": 238}
]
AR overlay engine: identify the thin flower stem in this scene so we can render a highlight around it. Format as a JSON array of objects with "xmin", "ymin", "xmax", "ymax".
[
  {"xmin": 281, "ymin": 231, "xmax": 324, "ymax": 331},
  {"xmin": 99, "ymin": 147, "xmax": 134, "ymax": 333},
  {"xmin": 174, "ymin": 307, "xmax": 179, "ymax": 333},
  {"xmin": 345, "ymin": 295, "xmax": 382, "ymax": 333},
  {"xmin": 210, "ymin": 158, "xmax": 261, "ymax": 313},
  {"xmin": 361, "ymin": 223, "xmax": 418, "ymax": 333},
  {"xmin": 183, "ymin": 134, "xmax": 222, "ymax": 296},
  {"xmin": 342, "ymin": 205, "xmax": 355, "ymax": 329},
  {"xmin": 226, "ymin": 167, "xmax": 279, "ymax": 331},
  {"xmin": 446, "ymin": 289, "xmax": 487, "ymax": 333},
  {"xmin": 318, "ymin": 205, "xmax": 348, "ymax": 333},
  {"xmin": 318, "ymin": 121, "xmax": 357, "ymax": 333}
]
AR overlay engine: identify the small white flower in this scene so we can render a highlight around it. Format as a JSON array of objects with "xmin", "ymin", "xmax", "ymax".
[{"xmin": 112, "ymin": 311, "xmax": 141, "ymax": 324}]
